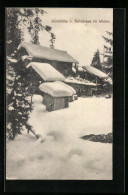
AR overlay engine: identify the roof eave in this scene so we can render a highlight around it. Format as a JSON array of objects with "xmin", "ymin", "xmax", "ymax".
[{"xmin": 31, "ymin": 56, "xmax": 78, "ymax": 63}]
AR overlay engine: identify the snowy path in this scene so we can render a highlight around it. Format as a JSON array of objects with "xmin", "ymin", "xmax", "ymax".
[{"xmin": 6, "ymin": 96, "xmax": 112, "ymax": 180}]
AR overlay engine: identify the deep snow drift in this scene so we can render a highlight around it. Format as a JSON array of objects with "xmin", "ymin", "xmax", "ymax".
[{"xmin": 6, "ymin": 96, "xmax": 112, "ymax": 180}]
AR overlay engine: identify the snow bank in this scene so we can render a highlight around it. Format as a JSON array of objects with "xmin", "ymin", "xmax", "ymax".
[{"xmin": 6, "ymin": 95, "xmax": 112, "ymax": 180}]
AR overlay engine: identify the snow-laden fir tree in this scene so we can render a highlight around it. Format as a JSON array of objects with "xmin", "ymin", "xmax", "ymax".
[
  {"xmin": 91, "ymin": 49, "xmax": 101, "ymax": 70},
  {"xmin": 102, "ymin": 31, "xmax": 113, "ymax": 77},
  {"xmin": 7, "ymin": 61, "xmax": 32, "ymax": 139},
  {"xmin": 6, "ymin": 8, "xmax": 56, "ymax": 140}
]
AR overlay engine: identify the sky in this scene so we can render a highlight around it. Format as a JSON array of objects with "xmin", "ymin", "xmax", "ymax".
[
  {"xmin": 22, "ymin": 8, "xmax": 113, "ymax": 66},
  {"xmin": 39, "ymin": 8, "xmax": 113, "ymax": 66}
]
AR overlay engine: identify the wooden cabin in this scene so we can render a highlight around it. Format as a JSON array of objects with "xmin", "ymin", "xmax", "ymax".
[
  {"xmin": 39, "ymin": 82, "xmax": 75, "ymax": 111},
  {"xmin": 15, "ymin": 42, "xmax": 103, "ymax": 97},
  {"xmin": 17, "ymin": 42, "xmax": 78, "ymax": 77},
  {"xmin": 26, "ymin": 62, "xmax": 77, "ymax": 101},
  {"xmin": 25, "ymin": 62, "xmax": 65, "ymax": 95},
  {"xmin": 82, "ymin": 66, "xmax": 112, "ymax": 95}
]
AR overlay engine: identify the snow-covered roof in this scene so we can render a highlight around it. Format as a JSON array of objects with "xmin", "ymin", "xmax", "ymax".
[
  {"xmin": 65, "ymin": 78, "xmax": 97, "ymax": 86},
  {"xmin": 39, "ymin": 81, "xmax": 75, "ymax": 97},
  {"xmin": 104, "ymin": 77, "xmax": 113, "ymax": 85},
  {"xmin": 83, "ymin": 66, "xmax": 108, "ymax": 79},
  {"xmin": 18, "ymin": 42, "xmax": 78, "ymax": 63},
  {"xmin": 56, "ymin": 81, "xmax": 76, "ymax": 94},
  {"xmin": 27, "ymin": 62, "xmax": 65, "ymax": 82}
]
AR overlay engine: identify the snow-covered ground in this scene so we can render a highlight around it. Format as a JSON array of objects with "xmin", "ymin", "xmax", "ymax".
[{"xmin": 6, "ymin": 95, "xmax": 112, "ymax": 180}]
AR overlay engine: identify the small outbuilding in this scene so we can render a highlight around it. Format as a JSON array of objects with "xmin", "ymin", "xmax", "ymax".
[
  {"xmin": 39, "ymin": 81, "xmax": 76, "ymax": 111},
  {"xmin": 56, "ymin": 81, "xmax": 76, "ymax": 102},
  {"xmin": 82, "ymin": 66, "xmax": 112, "ymax": 94},
  {"xmin": 27, "ymin": 62, "xmax": 65, "ymax": 82}
]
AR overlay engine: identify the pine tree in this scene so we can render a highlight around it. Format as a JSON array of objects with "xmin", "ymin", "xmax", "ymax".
[
  {"xmin": 19, "ymin": 8, "xmax": 56, "ymax": 47},
  {"xmin": 6, "ymin": 8, "xmax": 56, "ymax": 140},
  {"xmin": 102, "ymin": 31, "xmax": 113, "ymax": 77},
  {"xmin": 91, "ymin": 49, "xmax": 101, "ymax": 70},
  {"xmin": 6, "ymin": 8, "xmax": 22, "ymax": 56},
  {"xmin": 6, "ymin": 60, "xmax": 34, "ymax": 139},
  {"xmin": 102, "ymin": 31, "xmax": 113, "ymax": 46},
  {"xmin": 50, "ymin": 33, "xmax": 56, "ymax": 48}
]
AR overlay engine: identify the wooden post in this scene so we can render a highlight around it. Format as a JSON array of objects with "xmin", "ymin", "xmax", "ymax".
[
  {"xmin": 30, "ymin": 94, "xmax": 33, "ymax": 112},
  {"xmin": 96, "ymin": 77, "xmax": 98, "ymax": 96}
]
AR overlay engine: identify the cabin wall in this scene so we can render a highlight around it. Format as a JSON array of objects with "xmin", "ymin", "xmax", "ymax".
[
  {"xmin": 64, "ymin": 82, "xmax": 97, "ymax": 97},
  {"xmin": 82, "ymin": 72, "xmax": 96, "ymax": 82},
  {"xmin": 83, "ymin": 72, "xmax": 104, "ymax": 85},
  {"xmin": 51, "ymin": 61, "xmax": 73, "ymax": 77},
  {"xmin": 43, "ymin": 94, "xmax": 54, "ymax": 111},
  {"xmin": 27, "ymin": 67, "xmax": 45, "ymax": 95},
  {"xmin": 42, "ymin": 93, "xmax": 69, "ymax": 111}
]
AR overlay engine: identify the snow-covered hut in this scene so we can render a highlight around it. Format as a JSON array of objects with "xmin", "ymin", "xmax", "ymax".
[
  {"xmin": 82, "ymin": 66, "xmax": 111, "ymax": 95},
  {"xmin": 17, "ymin": 42, "xmax": 78, "ymax": 77},
  {"xmin": 82, "ymin": 66, "xmax": 109, "ymax": 79},
  {"xmin": 55, "ymin": 81, "xmax": 76, "ymax": 101},
  {"xmin": 27, "ymin": 62, "xmax": 65, "ymax": 82},
  {"xmin": 39, "ymin": 81, "xmax": 75, "ymax": 111}
]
